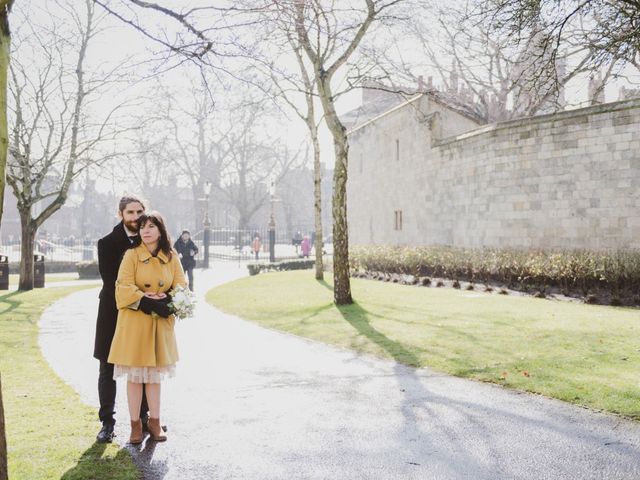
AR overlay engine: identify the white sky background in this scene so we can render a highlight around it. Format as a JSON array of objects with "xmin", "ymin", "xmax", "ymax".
[
  {"xmin": 16, "ymin": 0, "xmax": 640, "ymax": 197},
  {"xmin": 16, "ymin": 0, "xmax": 360, "ymax": 196},
  {"xmin": 80, "ymin": 0, "xmax": 363, "ymax": 195}
]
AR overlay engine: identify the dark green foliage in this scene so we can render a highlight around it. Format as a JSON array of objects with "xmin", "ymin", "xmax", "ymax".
[
  {"xmin": 76, "ymin": 261, "xmax": 100, "ymax": 279},
  {"xmin": 247, "ymin": 259, "xmax": 315, "ymax": 276}
]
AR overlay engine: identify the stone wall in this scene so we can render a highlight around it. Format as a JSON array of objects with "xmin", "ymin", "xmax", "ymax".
[{"xmin": 347, "ymin": 95, "xmax": 640, "ymax": 250}]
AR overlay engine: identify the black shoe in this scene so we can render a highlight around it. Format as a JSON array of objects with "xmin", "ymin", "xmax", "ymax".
[{"xmin": 96, "ymin": 423, "xmax": 115, "ymax": 443}]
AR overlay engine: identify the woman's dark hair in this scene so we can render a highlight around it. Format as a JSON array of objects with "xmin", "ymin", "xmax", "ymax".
[{"xmin": 135, "ymin": 211, "xmax": 172, "ymax": 260}]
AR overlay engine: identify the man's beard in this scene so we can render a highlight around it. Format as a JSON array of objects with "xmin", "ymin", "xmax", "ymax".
[{"xmin": 124, "ymin": 220, "xmax": 138, "ymax": 232}]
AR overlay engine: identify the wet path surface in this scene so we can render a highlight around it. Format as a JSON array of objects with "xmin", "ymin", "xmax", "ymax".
[{"xmin": 39, "ymin": 263, "xmax": 640, "ymax": 479}]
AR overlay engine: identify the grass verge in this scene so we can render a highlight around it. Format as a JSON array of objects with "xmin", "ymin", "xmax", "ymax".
[
  {"xmin": 8, "ymin": 274, "xmax": 80, "ymax": 285},
  {"xmin": 207, "ymin": 271, "xmax": 640, "ymax": 419},
  {"xmin": 0, "ymin": 287, "xmax": 139, "ymax": 480}
]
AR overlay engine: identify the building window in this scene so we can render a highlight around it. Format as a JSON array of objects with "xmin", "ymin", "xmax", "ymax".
[
  {"xmin": 395, "ymin": 139, "xmax": 400, "ymax": 161},
  {"xmin": 394, "ymin": 210, "xmax": 403, "ymax": 231}
]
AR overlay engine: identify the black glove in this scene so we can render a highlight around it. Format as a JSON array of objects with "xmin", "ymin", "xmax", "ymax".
[
  {"xmin": 139, "ymin": 296, "xmax": 173, "ymax": 318},
  {"xmin": 139, "ymin": 296, "xmax": 155, "ymax": 315},
  {"xmin": 152, "ymin": 300, "xmax": 173, "ymax": 318}
]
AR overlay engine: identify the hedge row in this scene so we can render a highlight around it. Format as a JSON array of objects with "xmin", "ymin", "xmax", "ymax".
[
  {"xmin": 350, "ymin": 245, "xmax": 640, "ymax": 295},
  {"xmin": 76, "ymin": 261, "xmax": 100, "ymax": 279},
  {"xmin": 247, "ymin": 259, "xmax": 315, "ymax": 276},
  {"xmin": 7, "ymin": 261, "xmax": 79, "ymax": 274}
]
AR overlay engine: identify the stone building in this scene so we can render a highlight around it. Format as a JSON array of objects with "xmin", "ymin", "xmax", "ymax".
[{"xmin": 347, "ymin": 94, "xmax": 640, "ymax": 250}]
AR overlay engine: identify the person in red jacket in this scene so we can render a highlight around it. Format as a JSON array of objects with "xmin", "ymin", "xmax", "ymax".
[{"xmin": 251, "ymin": 235, "xmax": 262, "ymax": 260}]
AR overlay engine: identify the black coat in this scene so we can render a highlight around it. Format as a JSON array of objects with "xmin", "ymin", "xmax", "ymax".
[
  {"xmin": 93, "ymin": 222, "xmax": 136, "ymax": 361},
  {"xmin": 173, "ymin": 238, "xmax": 198, "ymax": 269}
]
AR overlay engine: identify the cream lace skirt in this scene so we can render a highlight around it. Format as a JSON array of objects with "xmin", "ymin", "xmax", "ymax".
[{"xmin": 113, "ymin": 364, "xmax": 176, "ymax": 384}]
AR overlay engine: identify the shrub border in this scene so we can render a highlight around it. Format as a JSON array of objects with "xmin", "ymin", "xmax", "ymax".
[{"xmin": 351, "ymin": 245, "xmax": 640, "ymax": 307}]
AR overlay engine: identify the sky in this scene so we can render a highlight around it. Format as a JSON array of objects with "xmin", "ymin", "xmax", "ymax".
[
  {"xmin": 15, "ymin": 0, "xmax": 640, "ymax": 198},
  {"xmin": 86, "ymin": 2, "xmax": 363, "ymax": 194}
]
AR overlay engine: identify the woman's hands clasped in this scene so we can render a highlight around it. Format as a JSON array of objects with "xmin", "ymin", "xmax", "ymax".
[{"xmin": 139, "ymin": 292, "xmax": 174, "ymax": 318}]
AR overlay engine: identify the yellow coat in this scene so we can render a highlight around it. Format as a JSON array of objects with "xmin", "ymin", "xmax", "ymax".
[{"xmin": 107, "ymin": 244, "xmax": 187, "ymax": 367}]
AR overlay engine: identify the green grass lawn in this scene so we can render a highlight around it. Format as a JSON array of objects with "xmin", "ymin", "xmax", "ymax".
[
  {"xmin": 8, "ymin": 274, "xmax": 81, "ymax": 285},
  {"xmin": 0, "ymin": 287, "xmax": 139, "ymax": 480},
  {"xmin": 207, "ymin": 271, "xmax": 640, "ymax": 419}
]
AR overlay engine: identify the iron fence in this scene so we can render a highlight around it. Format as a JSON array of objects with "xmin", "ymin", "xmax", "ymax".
[
  {"xmin": 0, "ymin": 239, "xmax": 97, "ymax": 263},
  {"xmin": 1, "ymin": 227, "xmax": 332, "ymax": 265}
]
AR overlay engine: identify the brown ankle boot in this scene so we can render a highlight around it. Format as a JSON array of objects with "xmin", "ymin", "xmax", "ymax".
[
  {"xmin": 148, "ymin": 417, "xmax": 167, "ymax": 442},
  {"xmin": 129, "ymin": 419, "xmax": 143, "ymax": 444}
]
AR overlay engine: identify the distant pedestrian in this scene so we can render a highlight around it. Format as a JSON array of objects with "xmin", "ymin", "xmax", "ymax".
[
  {"xmin": 252, "ymin": 235, "xmax": 262, "ymax": 260},
  {"xmin": 174, "ymin": 230, "xmax": 198, "ymax": 291},
  {"xmin": 292, "ymin": 230, "xmax": 303, "ymax": 254},
  {"xmin": 301, "ymin": 235, "xmax": 311, "ymax": 258}
]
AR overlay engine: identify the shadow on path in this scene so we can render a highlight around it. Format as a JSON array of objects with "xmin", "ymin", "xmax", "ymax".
[
  {"xmin": 127, "ymin": 437, "xmax": 169, "ymax": 480},
  {"xmin": 337, "ymin": 301, "xmax": 498, "ymax": 477}
]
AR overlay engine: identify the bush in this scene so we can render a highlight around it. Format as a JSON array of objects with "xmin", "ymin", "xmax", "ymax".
[
  {"xmin": 351, "ymin": 245, "xmax": 640, "ymax": 300},
  {"xmin": 76, "ymin": 261, "xmax": 100, "ymax": 279},
  {"xmin": 247, "ymin": 259, "xmax": 315, "ymax": 276}
]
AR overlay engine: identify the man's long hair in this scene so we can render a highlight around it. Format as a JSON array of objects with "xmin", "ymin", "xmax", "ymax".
[
  {"xmin": 118, "ymin": 194, "xmax": 146, "ymax": 213},
  {"xmin": 134, "ymin": 211, "xmax": 173, "ymax": 260}
]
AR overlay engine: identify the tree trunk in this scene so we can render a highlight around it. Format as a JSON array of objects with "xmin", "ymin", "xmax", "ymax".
[
  {"xmin": 18, "ymin": 211, "xmax": 35, "ymax": 291},
  {"xmin": 316, "ymin": 76, "xmax": 352, "ymax": 304},
  {"xmin": 192, "ymin": 183, "xmax": 201, "ymax": 233},
  {"xmin": 237, "ymin": 214, "xmax": 249, "ymax": 250},
  {"xmin": 331, "ymin": 133, "xmax": 352, "ymax": 304},
  {"xmin": 0, "ymin": 6, "xmax": 10, "ymax": 229},
  {"xmin": 312, "ymin": 126, "xmax": 324, "ymax": 280},
  {"xmin": 0, "ymin": 373, "xmax": 7, "ymax": 480}
]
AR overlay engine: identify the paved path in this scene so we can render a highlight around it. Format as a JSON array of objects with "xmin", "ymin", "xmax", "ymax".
[{"xmin": 39, "ymin": 264, "xmax": 640, "ymax": 479}]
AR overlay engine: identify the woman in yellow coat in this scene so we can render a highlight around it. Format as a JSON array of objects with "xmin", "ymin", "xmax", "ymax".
[{"xmin": 108, "ymin": 211, "xmax": 186, "ymax": 444}]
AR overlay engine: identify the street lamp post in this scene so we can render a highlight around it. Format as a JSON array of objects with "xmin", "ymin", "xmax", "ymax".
[
  {"xmin": 203, "ymin": 180, "xmax": 212, "ymax": 269},
  {"xmin": 269, "ymin": 178, "xmax": 276, "ymax": 263}
]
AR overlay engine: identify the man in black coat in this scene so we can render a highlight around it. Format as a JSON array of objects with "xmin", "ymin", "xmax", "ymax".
[
  {"xmin": 174, "ymin": 230, "xmax": 198, "ymax": 291},
  {"xmin": 94, "ymin": 195, "xmax": 149, "ymax": 443}
]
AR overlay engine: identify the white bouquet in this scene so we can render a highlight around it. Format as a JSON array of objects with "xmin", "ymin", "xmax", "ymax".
[{"xmin": 169, "ymin": 284, "xmax": 196, "ymax": 320}]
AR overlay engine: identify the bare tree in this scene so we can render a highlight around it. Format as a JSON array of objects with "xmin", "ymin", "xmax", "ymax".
[
  {"xmin": 95, "ymin": 1, "xmax": 412, "ymax": 300},
  {"xmin": 284, "ymin": 44, "xmax": 326, "ymax": 280},
  {"xmin": 250, "ymin": 9, "xmax": 327, "ymax": 278},
  {"xmin": 0, "ymin": 373, "xmax": 6, "ymax": 480},
  {"xmin": 479, "ymin": 0, "xmax": 640, "ymax": 67},
  {"xmin": 385, "ymin": 0, "xmax": 604, "ymax": 122},
  {"xmin": 124, "ymin": 133, "xmax": 173, "ymax": 201},
  {"xmin": 467, "ymin": 0, "xmax": 640, "ymax": 110},
  {"xmin": 218, "ymin": 99, "xmax": 303, "ymax": 234},
  {"xmin": 158, "ymin": 80, "xmax": 234, "ymax": 231},
  {"xmin": 0, "ymin": 1, "xmax": 13, "ymax": 230},
  {"xmin": 0, "ymin": 4, "xmax": 11, "ymax": 468},
  {"xmin": 285, "ymin": 0, "xmax": 405, "ymax": 305},
  {"xmin": 8, "ymin": 0, "xmax": 132, "ymax": 290}
]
